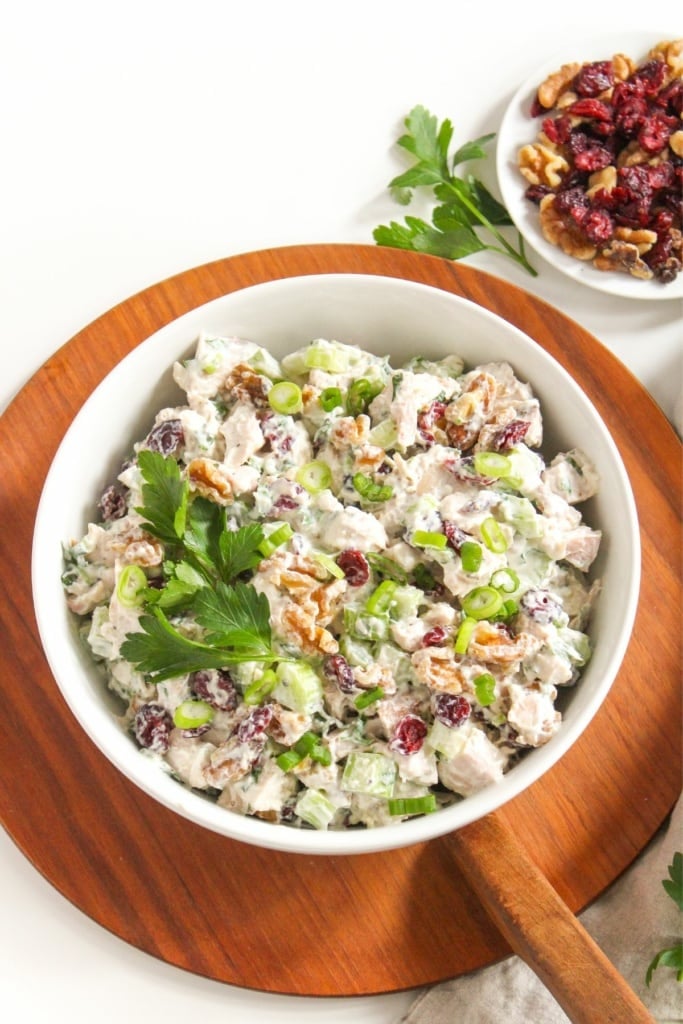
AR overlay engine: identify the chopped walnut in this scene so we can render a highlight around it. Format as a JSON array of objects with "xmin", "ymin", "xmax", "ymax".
[
  {"xmin": 647, "ymin": 38, "xmax": 683, "ymax": 76},
  {"xmin": 537, "ymin": 61, "xmax": 581, "ymax": 109},
  {"xmin": 614, "ymin": 226, "xmax": 657, "ymax": 255},
  {"xmin": 187, "ymin": 457, "xmax": 234, "ymax": 504},
  {"xmin": 468, "ymin": 622, "xmax": 541, "ymax": 666},
  {"xmin": 281, "ymin": 604, "xmax": 339, "ymax": 656},
  {"xmin": 445, "ymin": 371, "xmax": 497, "ymax": 451},
  {"xmin": 518, "ymin": 142, "xmax": 570, "ymax": 188},
  {"xmin": 411, "ymin": 647, "xmax": 466, "ymax": 694},
  {"xmin": 221, "ymin": 363, "xmax": 270, "ymax": 407},
  {"xmin": 611, "ymin": 53, "xmax": 636, "ymax": 82},
  {"xmin": 586, "ymin": 165, "xmax": 617, "ymax": 197},
  {"xmin": 593, "ymin": 240, "xmax": 654, "ymax": 279},
  {"xmin": 539, "ymin": 195, "xmax": 596, "ymax": 260},
  {"xmin": 329, "ymin": 414, "xmax": 370, "ymax": 450},
  {"xmin": 122, "ymin": 539, "xmax": 164, "ymax": 567},
  {"xmin": 670, "ymin": 131, "xmax": 683, "ymax": 159}
]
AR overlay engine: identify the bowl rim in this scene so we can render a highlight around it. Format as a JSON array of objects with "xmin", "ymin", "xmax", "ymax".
[{"xmin": 32, "ymin": 271, "xmax": 641, "ymax": 855}]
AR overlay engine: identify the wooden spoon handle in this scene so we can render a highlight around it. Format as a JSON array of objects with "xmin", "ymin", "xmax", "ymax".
[{"xmin": 448, "ymin": 813, "xmax": 654, "ymax": 1024}]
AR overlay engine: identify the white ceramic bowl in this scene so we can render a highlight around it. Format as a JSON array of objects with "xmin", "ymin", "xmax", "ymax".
[{"xmin": 32, "ymin": 273, "xmax": 640, "ymax": 855}]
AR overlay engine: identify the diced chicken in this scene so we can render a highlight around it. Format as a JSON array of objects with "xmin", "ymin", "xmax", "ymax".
[
  {"xmin": 506, "ymin": 683, "xmax": 561, "ymax": 746},
  {"xmin": 437, "ymin": 723, "xmax": 507, "ymax": 796},
  {"xmin": 166, "ymin": 732, "xmax": 216, "ymax": 790},
  {"xmin": 220, "ymin": 403, "xmax": 265, "ymax": 469}
]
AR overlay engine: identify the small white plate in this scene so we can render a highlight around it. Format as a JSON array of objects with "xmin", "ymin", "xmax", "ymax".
[{"xmin": 496, "ymin": 33, "xmax": 683, "ymax": 301}]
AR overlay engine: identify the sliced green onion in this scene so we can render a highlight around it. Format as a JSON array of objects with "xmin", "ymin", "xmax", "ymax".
[
  {"xmin": 412, "ymin": 530, "xmax": 448, "ymax": 550},
  {"xmin": 116, "ymin": 564, "xmax": 148, "ymax": 608},
  {"xmin": 294, "ymin": 731, "xmax": 332, "ymax": 766},
  {"xmin": 268, "ymin": 380, "xmax": 303, "ymax": 415},
  {"xmin": 388, "ymin": 794, "xmax": 438, "ymax": 816},
  {"xmin": 354, "ymin": 686, "xmax": 384, "ymax": 710},
  {"xmin": 366, "ymin": 579, "xmax": 398, "ymax": 615},
  {"xmin": 474, "ymin": 672, "xmax": 496, "ymax": 707},
  {"xmin": 495, "ymin": 598, "xmax": 518, "ymax": 621},
  {"xmin": 320, "ymin": 386, "xmax": 343, "ymax": 411},
  {"xmin": 352, "ymin": 472, "xmax": 393, "ymax": 503},
  {"xmin": 460, "ymin": 540, "xmax": 482, "ymax": 573},
  {"xmin": 480, "ymin": 517, "xmax": 508, "ymax": 554},
  {"xmin": 258, "ymin": 522, "xmax": 294, "ymax": 557},
  {"xmin": 346, "ymin": 378, "xmax": 382, "ymax": 416},
  {"xmin": 366, "ymin": 551, "xmax": 409, "ymax": 583},
  {"xmin": 173, "ymin": 699, "xmax": 214, "ymax": 730},
  {"xmin": 276, "ymin": 749, "xmax": 304, "ymax": 771},
  {"xmin": 473, "ymin": 451, "xmax": 512, "ymax": 479},
  {"xmin": 313, "ymin": 552, "xmax": 346, "ymax": 579},
  {"xmin": 243, "ymin": 669, "xmax": 278, "ymax": 706},
  {"xmin": 295, "ymin": 459, "xmax": 332, "ymax": 494},
  {"xmin": 454, "ymin": 616, "xmax": 477, "ymax": 654},
  {"xmin": 490, "ymin": 568, "xmax": 520, "ymax": 593},
  {"xmin": 462, "ymin": 586, "xmax": 504, "ymax": 621}
]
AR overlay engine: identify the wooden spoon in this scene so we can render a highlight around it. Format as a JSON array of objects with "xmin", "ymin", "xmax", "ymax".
[{"xmin": 449, "ymin": 814, "xmax": 655, "ymax": 1023}]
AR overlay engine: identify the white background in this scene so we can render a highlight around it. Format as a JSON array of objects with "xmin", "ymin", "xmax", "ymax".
[{"xmin": 1, "ymin": 4, "xmax": 681, "ymax": 1022}]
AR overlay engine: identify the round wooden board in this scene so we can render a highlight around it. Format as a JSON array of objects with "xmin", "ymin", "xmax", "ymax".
[{"xmin": 1, "ymin": 244, "xmax": 680, "ymax": 997}]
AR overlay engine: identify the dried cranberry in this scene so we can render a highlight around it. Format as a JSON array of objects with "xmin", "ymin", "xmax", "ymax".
[
  {"xmin": 390, "ymin": 714, "xmax": 428, "ymax": 755},
  {"xmin": 656, "ymin": 78, "xmax": 683, "ymax": 117},
  {"xmin": 573, "ymin": 142, "xmax": 613, "ymax": 174},
  {"xmin": 133, "ymin": 703, "xmax": 173, "ymax": 753},
  {"xmin": 417, "ymin": 400, "xmax": 447, "ymax": 445},
  {"xmin": 568, "ymin": 98, "xmax": 612, "ymax": 121},
  {"xmin": 645, "ymin": 232, "xmax": 682, "ymax": 283},
  {"xmin": 421, "ymin": 626, "xmax": 448, "ymax": 647},
  {"xmin": 530, "ymin": 95, "xmax": 545, "ymax": 118},
  {"xmin": 492, "ymin": 419, "xmax": 529, "ymax": 451},
  {"xmin": 542, "ymin": 114, "xmax": 572, "ymax": 144},
  {"xmin": 638, "ymin": 113, "xmax": 677, "ymax": 154},
  {"xmin": 273, "ymin": 495, "xmax": 299, "ymax": 511},
  {"xmin": 322, "ymin": 653, "xmax": 357, "ymax": 693},
  {"xmin": 191, "ymin": 669, "xmax": 238, "ymax": 711},
  {"xmin": 144, "ymin": 419, "xmax": 184, "ymax": 457},
  {"xmin": 520, "ymin": 588, "xmax": 563, "ymax": 625},
  {"xmin": 336, "ymin": 549, "xmax": 370, "ymax": 586},
  {"xmin": 433, "ymin": 693, "xmax": 471, "ymax": 728},
  {"xmin": 554, "ymin": 186, "xmax": 590, "ymax": 218},
  {"xmin": 98, "ymin": 483, "xmax": 128, "ymax": 521},
  {"xmin": 574, "ymin": 60, "xmax": 614, "ymax": 97},
  {"xmin": 631, "ymin": 59, "xmax": 668, "ymax": 98},
  {"xmin": 237, "ymin": 704, "xmax": 273, "ymax": 743},
  {"xmin": 442, "ymin": 520, "xmax": 470, "ymax": 553},
  {"xmin": 580, "ymin": 208, "xmax": 614, "ymax": 245},
  {"xmin": 613, "ymin": 94, "xmax": 649, "ymax": 136},
  {"xmin": 524, "ymin": 184, "xmax": 552, "ymax": 205}
]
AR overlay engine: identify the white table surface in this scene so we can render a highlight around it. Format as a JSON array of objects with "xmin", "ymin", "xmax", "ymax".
[{"xmin": 1, "ymin": 5, "xmax": 681, "ymax": 1022}]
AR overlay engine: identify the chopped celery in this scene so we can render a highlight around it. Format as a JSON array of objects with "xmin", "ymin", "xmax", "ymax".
[
  {"xmin": 341, "ymin": 751, "xmax": 396, "ymax": 797},
  {"xmin": 550, "ymin": 627, "xmax": 592, "ymax": 666},
  {"xmin": 343, "ymin": 607, "xmax": 389, "ymax": 642},
  {"xmin": 272, "ymin": 662, "xmax": 324, "ymax": 713},
  {"xmin": 258, "ymin": 521, "xmax": 293, "ymax": 557},
  {"xmin": 427, "ymin": 719, "xmax": 471, "ymax": 758},
  {"xmin": 368, "ymin": 418, "xmax": 397, "ymax": 448},
  {"xmin": 295, "ymin": 788, "xmax": 337, "ymax": 829},
  {"xmin": 304, "ymin": 341, "xmax": 351, "ymax": 373},
  {"xmin": 338, "ymin": 634, "xmax": 374, "ymax": 668}
]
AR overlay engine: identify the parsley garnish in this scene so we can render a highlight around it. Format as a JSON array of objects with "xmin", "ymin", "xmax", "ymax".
[
  {"xmin": 121, "ymin": 452, "xmax": 275, "ymax": 681},
  {"xmin": 646, "ymin": 851, "xmax": 683, "ymax": 986},
  {"xmin": 373, "ymin": 105, "xmax": 536, "ymax": 276}
]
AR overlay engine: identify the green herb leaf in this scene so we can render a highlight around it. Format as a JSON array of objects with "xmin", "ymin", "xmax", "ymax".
[
  {"xmin": 663, "ymin": 851, "xmax": 683, "ymax": 910},
  {"xmin": 218, "ymin": 523, "xmax": 266, "ymax": 580},
  {"xmin": 121, "ymin": 610, "xmax": 239, "ymax": 682},
  {"xmin": 194, "ymin": 580, "xmax": 272, "ymax": 655},
  {"xmin": 645, "ymin": 853, "xmax": 683, "ymax": 986},
  {"xmin": 135, "ymin": 449, "xmax": 188, "ymax": 546},
  {"xmin": 374, "ymin": 105, "xmax": 536, "ymax": 276}
]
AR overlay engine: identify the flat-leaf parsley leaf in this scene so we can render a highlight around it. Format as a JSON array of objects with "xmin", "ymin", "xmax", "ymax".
[
  {"xmin": 373, "ymin": 105, "xmax": 536, "ymax": 276},
  {"xmin": 646, "ymin": 851, "xmax": 683, "ymax": 986}
]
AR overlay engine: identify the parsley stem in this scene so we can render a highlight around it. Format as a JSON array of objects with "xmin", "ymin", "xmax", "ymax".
[{"xmin": 445, "ymin": 181, "xmax": 537, "ymax": 276}]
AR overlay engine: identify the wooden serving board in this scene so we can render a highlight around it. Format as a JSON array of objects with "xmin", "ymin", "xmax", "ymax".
[{"xmin": 0, "ymin": 244, "xmax": 680, "ymax": 997}]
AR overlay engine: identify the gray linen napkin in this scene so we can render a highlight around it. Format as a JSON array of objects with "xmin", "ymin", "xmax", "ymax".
[{"xmin": 403, "ymin": 794, "xmax": 683, "ymax": 1024}]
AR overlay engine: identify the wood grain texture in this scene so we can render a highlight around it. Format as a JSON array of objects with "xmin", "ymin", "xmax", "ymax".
[{"xmin": 0, "ymin": 244, "xmax": 680, "ymax": 997}]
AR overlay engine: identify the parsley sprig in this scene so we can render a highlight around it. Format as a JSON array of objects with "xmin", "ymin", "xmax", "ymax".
[
  {"xmin": 646, "ymin": 851, "xmax": 683, "ymax": 986},
  {"xmin": 373, "ymin": 105, "xmax": 536, "ymax": 276},
  {"xmin": 119, "ymin": 451, "xmax": 274, "ymax": 682}
]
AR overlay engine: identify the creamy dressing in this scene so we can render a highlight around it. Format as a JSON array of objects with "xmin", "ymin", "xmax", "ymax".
[{"xmin": 62, "ymin": 335, "xmax": 602, "ymax": 831}]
